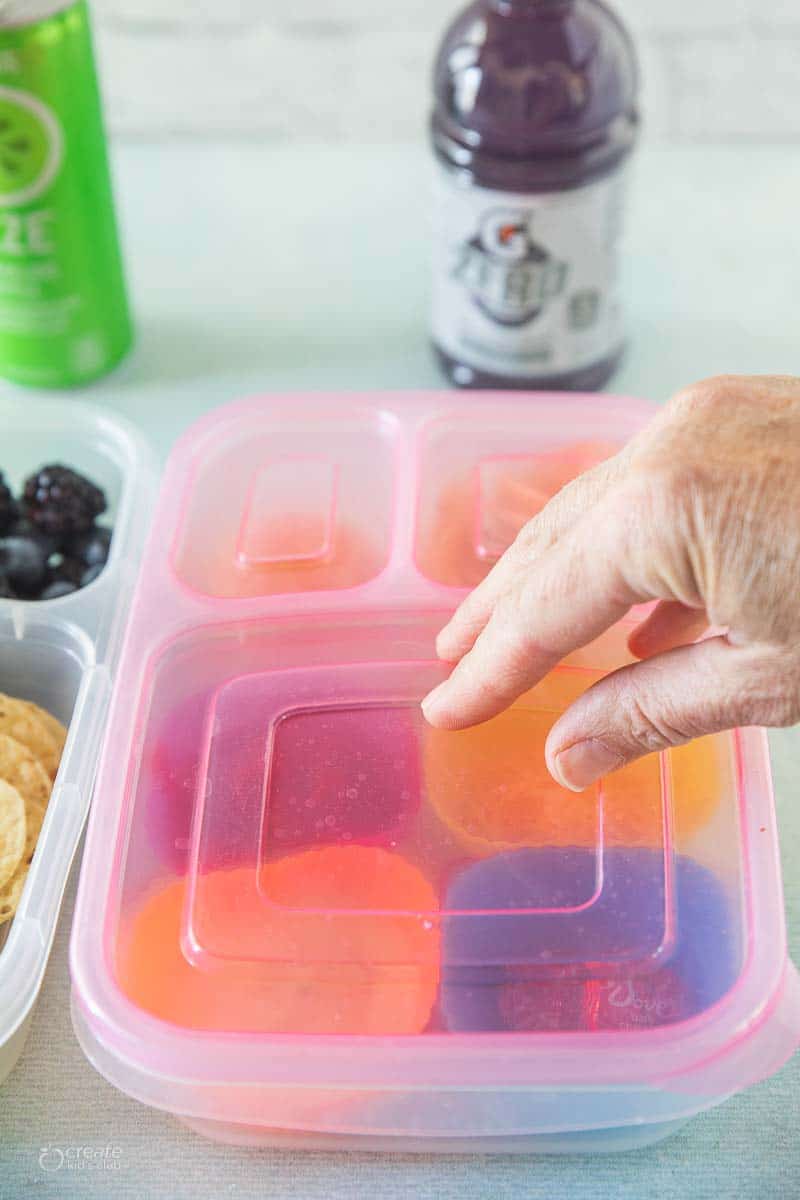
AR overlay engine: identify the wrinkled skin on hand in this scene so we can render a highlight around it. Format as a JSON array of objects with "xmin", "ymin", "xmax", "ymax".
[{"xmin": 422, "ymin": 376, "xmax": 800, "ymax": 790}]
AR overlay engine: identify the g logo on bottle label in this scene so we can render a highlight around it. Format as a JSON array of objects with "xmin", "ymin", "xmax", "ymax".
[
  {"xmin": 480, "ymin": 210, "xmax": 531, "ymax": 261},
  {"xmin": 452, "ymin": 206, "xmax": 567, "ymax": 327}
]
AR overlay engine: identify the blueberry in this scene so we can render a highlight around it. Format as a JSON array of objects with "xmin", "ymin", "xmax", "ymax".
[
  {"xmin": 80, "ymin": 563, "xmax": 105, "ymax": 588},
  {"xmin": 67, "ymin": 525, "xmax": 112, "ymax": 568},
  {"xmin": 40, "ymin": 580, "xmax": 78, "ymax": 601},
  {"xmin": 9, "ymin": 517, "xmax": 60, "ymax": 558},
  {"xmin": 46, "ymin": 553, "xmax": 84, "ymax": 588},
  {"xmin": 0, "ymin": 536, "xmax": 48, "ymax": 598}
]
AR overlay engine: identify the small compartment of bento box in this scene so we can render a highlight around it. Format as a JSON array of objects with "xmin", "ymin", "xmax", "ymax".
[
  {"xmin": 0, "ymin": 403, "xmax": 142, "ymax": 616},
  {"xmin": 414, "ymin": 405, "xmax": 625, "ymax": 588},
  {"xmin": 170, "ymin": 403, "xmax": 398, "ymax": 599},
  {"xmin": 0, "ymin": 613, "xmax": 87, "ymax": 955},
  {"xmin": 0, "ymin": 399, "xmax": 156, "ymax": 1088}
]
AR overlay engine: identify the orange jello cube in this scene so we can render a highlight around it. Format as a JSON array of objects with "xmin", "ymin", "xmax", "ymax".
[
  {"xmin": 118, "ymin": 846, "xmax": 440, "ymax": 1035},
  {"xmin": 424, "ymin": 707, "xmax": 600, "ymax": 854},
  {"xmin": 423, "ymin": 681, "xmax": 726, "ymax": 854}
]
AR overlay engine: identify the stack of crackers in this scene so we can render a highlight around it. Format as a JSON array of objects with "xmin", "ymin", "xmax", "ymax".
[{"xmin": 0, "ymin": 695, "xmax": 67, "ymax": 927}]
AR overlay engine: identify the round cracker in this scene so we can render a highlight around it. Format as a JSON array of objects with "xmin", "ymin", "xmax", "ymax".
[
  {"xmin": 0, "ymin": 863, "xmax": 28, "ymax": 926},
  {"xmin": 0, "ymin": 693, "xmax": 60, "ymax": 779},
  {"xmin": 0, "ymin": 734, "xmax": 51, "ymax": 868},
  {"xmin": 0, "ymin": 780, "xmax": 25, "ymax": 891},
  {"xmin": 21, "ymin": 699, "xmax": 67, "ymax": 762}
]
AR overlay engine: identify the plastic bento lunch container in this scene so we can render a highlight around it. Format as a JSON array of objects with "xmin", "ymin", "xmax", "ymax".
[
  {"xmin": 70, "ymin": 392, "xmax": 800, "ymax": 1153},
  {"xmin": 0, "ymin": 397, "xmax": 157, "ymax": 1087}
]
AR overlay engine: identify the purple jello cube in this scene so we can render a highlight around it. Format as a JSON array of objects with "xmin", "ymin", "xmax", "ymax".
[{"xmin": 441, "ymin": 848, "xmax": 738, "ymax": 1033}]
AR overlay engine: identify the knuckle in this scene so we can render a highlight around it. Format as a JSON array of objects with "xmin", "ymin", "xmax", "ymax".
[
  {"xmin": 605, "ymin": 472, "xmax": 682, "ymax": 561},
  {"xmin": 491, "ymin": 586, "xmax": 532, "ymax": 657},
  {"xmin": 614, "ymin": 674, "xmax": 696, "ymax": 753},
  {"xmin": 668, "ymin": 375, "xmax": 739, "ymax": 419},
  {"xmin": 486, "ymin": 584, "xmax": 549, "ymax": 679},
  {"xmin": 628, "ymin": 457, "xmax": 704, "ymax": 513},
  {"xmin": 514, "ymin": 510, "xmax": 551, "ymax": 555}
]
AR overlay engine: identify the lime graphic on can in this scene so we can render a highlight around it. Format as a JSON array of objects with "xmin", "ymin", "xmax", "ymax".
[
  {"xmin": 0, "ymin": 85, "xmax": 63, "ymax": 208},
  {"xmin": 0, "ymin": 1, "xmax": 132, "ymax": 387}
]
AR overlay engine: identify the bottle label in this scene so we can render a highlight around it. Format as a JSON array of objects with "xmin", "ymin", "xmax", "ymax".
[{"xmin": 432, "ymin": 167, "xmax": 627, "ymax": 381}]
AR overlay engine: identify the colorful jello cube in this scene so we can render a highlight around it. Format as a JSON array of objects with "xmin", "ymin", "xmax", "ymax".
[
  {"xmin": 119, "ymin": 846, "xmax": 440, "ymax": 1035},
  {"xmin": 440, "ymin": 847, "xmax": 738, "ymax": 1033},
  {"xmin": 423, "ymin": 677, "xmax": 726, "ymax": 854},
  {"xmin": 424, "ymin": 705, "xmax": 600, "ymax": 854},
  {"xmin": 265, "ymin": 704, "xmax": 421, "ymax": 854},
  {"xmin": 144, "ymin": 692, "xmax": 421, "ymax": 873}
]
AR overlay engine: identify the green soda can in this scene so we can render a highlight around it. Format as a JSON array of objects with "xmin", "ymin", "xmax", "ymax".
[{"xmin": 0, "ymin": 0, "xmax": 132, "ymax": 387}]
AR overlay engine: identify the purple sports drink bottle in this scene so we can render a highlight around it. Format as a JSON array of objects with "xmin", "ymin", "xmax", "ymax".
[{"xmin": 431, "ymin": 0, "xmax": 639, "ymax": 391}]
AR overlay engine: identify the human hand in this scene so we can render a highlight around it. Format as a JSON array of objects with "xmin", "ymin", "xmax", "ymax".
[{"xmin": 421, "ymin": 376, "xmax": 800, "ymax": 790}]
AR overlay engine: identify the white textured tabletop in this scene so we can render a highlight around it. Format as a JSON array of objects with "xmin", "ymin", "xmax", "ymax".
[{"xmin": 0, "ymin": 140, "xmax": 798, "ymax": 1199}]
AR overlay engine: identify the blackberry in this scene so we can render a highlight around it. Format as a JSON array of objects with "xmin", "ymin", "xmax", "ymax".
[
  {"xmin": 23, "ymin": 464, "xmax": 106, "ymax": 539},
  {"xmin": 0, "ymin": 472, "xmax": 17, "ymax": 535}
]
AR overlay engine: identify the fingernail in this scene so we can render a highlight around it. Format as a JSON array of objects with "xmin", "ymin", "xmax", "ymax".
[
  {"xmin": 421, "ymin": 682, "xmax": 450, "ymax": 725},
  {"xmin": 553, "ymin": 739, "xmax": 624, "ymax": 792}
]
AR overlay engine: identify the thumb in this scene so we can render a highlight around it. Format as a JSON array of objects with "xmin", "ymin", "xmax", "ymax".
[{"xmin": 545, "ymin": 635, "xmax": 798, "ymax": 791}]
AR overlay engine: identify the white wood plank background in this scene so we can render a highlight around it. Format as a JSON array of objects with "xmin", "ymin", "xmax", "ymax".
[{"xmin": 89, "ymin": 1, "xmax": 800, "ymax": 142}]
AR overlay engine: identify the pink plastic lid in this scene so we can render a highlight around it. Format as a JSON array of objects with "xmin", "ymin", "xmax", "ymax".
[{"xmin": 70, "ymin": 393, "xmax": 800, "ymax": 1139}]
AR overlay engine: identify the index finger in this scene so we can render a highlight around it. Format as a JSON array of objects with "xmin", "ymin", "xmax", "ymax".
[
  {"xmin": 422, "ymin": 485, "xmax": 649, "ymax": 729},
  {"xmin": 435, "ymin": 446, "xmax": 631, "ymax": 665}
]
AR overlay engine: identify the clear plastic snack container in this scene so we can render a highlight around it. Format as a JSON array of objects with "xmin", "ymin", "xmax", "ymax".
[
  {"xmin": 70, "ymin": 393, "xmax": 800, "ymax": 1153},
  {"xmin": 0, "ymin": 397, "xmax": 157, "ymax": 1087}
]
